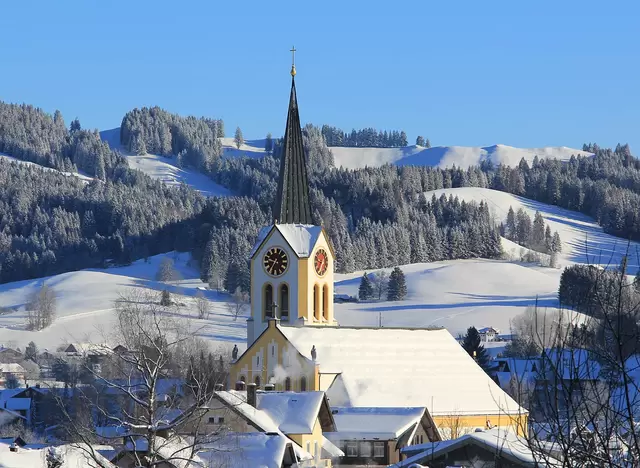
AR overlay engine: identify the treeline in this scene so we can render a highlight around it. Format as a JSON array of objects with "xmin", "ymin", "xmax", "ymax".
[
  {"xmin": 321, "ymin": 124, "xmax": 408, "ymax": 147},
  {"xmin": 0, "ymin": 101, "xmax": 127, "ymax": 179},
  {"xmin": 488, "ymin": 146, "xmax": 640, "ymax": 241},
  {"xmin": 500, "ymin": 207, "xmax": 562, "ymax": 255},
  {"xmin": 120, "ymin": 107, "xmax": 225, "ymax": 170},
  {"xmin": 0, "ymin": 159, "xmax": 209, "ymax": 283}
]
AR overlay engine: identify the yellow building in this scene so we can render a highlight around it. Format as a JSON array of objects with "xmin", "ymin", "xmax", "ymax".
[{"xmin": 231, "ymin": 61, "xmax": 528, "ymax": 444}]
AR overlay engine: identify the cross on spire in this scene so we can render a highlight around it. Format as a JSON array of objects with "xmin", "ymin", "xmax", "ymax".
[{"xmin": 290, "ymin": 46, "xmax": 297, "ymax": 76}]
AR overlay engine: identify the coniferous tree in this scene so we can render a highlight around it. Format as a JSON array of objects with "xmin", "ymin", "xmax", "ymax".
[
  {"xmin": 551, "ymin": 231, "xmax": 562, "ymax": 253},
  {"xmin": 532, "ymin": 211, "xmax": 546, "ymax": 250},
  {"xmin": 234, "ymin": 127, "xmax": 244, "ymax": 149},
  {"xmin": 387, "ymin": 267, "xmax": 407, "ymax": 301},
  {"xmin": 416, "ymin": 136, "xmax": 426, "ymax": 147},
  {"xmin": 25, "ymin": 341, "xmax": 38, "ymax": 361},
  {"xmin": 461, "ymin": 326, "xmax": 490, "ymax": 370},
  {"xmin": 358, "ymin": 273, "xmax": 374, "ymax": 300},
  {"xmin": 265, "ymin": 133, "xmax": 273, "ymax": 155},
  {"xmin": 505, "ymin": 206, "xmax": 517, "ymax": 241}
]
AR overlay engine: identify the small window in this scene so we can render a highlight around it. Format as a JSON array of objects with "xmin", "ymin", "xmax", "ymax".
[
  {"xmin": 218, "ymin": 417, "xmax": 225, "ymax": 424},
  {"xmin": 280, "ymin": 284, "xmax": 289, "ymax": 319},
  {"xmin": 300, "ymin": 376, "xmax": 307, "ymax": 391},
  {"xmin": 346, "ymin": 441, "xmax": 358, "ymax": 457},
  {"xmin": 208, "ymin": 417, "xmax": 215, "ymax": 424},
  {"xmin": 285, "ymin": 377, "xmax": 291, "ymax": 391},
  {"xmin": 374, "ymin": 441, "xmax": 385, "ymax": 458},
  {"xmin": 306, "ymin": 442, "xmax": 311, "ymax": 454},
  {"xmin": 272, "ymin": 346, "xmax": 274, "ymax": 356},
  {"xmin": 360, "ymin": 441, "xmax": 373, "ymax": 458}
]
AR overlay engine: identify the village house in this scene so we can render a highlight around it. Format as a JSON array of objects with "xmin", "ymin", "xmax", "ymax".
[
  {"xmin": 478, "ymin": 326, "xmax": 501, "ymax": 342},
  {"xmin": 0, "ymin": 363, "xmax": 26, "ymax": 386},
  {"xmin": 0, "ymin": 347, "xmax": 23, "ymax": 364}
]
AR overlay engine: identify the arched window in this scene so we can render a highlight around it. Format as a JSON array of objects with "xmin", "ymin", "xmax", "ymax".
[
  {"xmin": 323, "ymin": 284, "xmax": 329, "ymax": 320},
  {"xmin": 313, "ymin": 285, "xmax": 320, "ymax": 321},
  {"xmin": 285, "ymin": 377, "xmax": 291, "ymax": 391},
  {"xmin": 264, "ymin": 284, "xmax": 273, "ymax": 319},
  {"xmin": 280, "ymin": 284, "xmax": 289, "ymax": 320},
  {"xmin": 255, "ymin": 375, "xmax": 261, "ymax": 388},
  {"xmin": 300, "ymin": 376, "xmax": 307, "ymax": 391}
]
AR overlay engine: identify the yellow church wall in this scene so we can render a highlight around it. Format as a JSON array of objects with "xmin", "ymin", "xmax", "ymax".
[
  {"xmin": 230, "ymin": 321, "xmax": 316, "ymax": 391},
  {"xmin": 432, "ymin": 412, "xmax": 528, "ymax": 438},
  {"xmin": 288, "ymin": 419, "xmax": 332, "ymax": 466}
]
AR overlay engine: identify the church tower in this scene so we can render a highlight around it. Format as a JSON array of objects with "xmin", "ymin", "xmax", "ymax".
[{"xmin": 246, "ymin": 53, "xmax": 337, "ymax": 346}]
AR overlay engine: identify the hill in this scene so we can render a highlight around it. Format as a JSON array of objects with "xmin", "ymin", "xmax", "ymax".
[
  {"xmin": 100, "ymin": 128, "xmax": 232, "ymax": 197},
  {"xmin": 0, "ymin": 153, "xmax": 93, "ymax": 183},
  {"xmin": 427, "ymin": 187, "xmax": 640, "ymax": 274},
  {"xmin": 330, "ymin": 144, "xmax": 593, "ymax": 170}
]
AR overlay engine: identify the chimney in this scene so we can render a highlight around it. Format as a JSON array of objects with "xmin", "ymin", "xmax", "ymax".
[
  {"xmin": 264, "ymin": 383, "xmax": 275, "ymax": 392},
  {"xmin": 235, "ymin": 381, "xmax": 246, "ymax": 391},
  {"xmin": 247, "ymin": 383, "xmax": 257, "ymax": 407}
]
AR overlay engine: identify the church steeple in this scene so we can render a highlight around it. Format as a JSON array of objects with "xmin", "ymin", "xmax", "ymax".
[{"xmin": 274, "ymin": 50, "xmax": 313, "ymax": 225}]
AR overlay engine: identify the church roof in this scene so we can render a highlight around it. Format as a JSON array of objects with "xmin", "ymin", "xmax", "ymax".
[
  {"xmin": 277, "ymin": 325, "xmax": 524, "ymax": 416},
  {"xmin": 250, "ymin": 224, "xmax": 324, "ymax": 259},
  {"xmin": 273, "ymin": 76, "xmax": 313, "ymax": 225}
]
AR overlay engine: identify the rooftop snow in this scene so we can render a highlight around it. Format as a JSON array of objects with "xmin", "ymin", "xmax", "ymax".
[
  {"xmin": 250, "ymin": 224, "xmax": 323, "ymax": 259},
  {"xmin": 278, "ymin": 325, "xmax": 523, "ymax": 415},
  {"xmin": 327, "ymin": 407, "xmax": 425, "ymax": 440},
  {"xmin": 198, "ymin": 432, "xmax": 299, "ymax": 468}
]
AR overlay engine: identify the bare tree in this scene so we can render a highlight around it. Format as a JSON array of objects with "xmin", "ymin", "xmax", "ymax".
[
  {"xmin": 371, "ymin": 270, "xmax": 388, "ymax": 301},
  {"xmin": 226, "ymin": 287, "xmax": 249, "ymax": 321},
  {"xmin": 55, "ymin": 289, "xmax": 230, "ymax": 467},
  {"xmin": 502, "ymin": 247, "xmax": 640, "ymax": 467},
  {"xmin": 156, "ymin": 258, "xmax": 179, "ymax": 283},
  {"xmin": 26, "ymin": 284, "xmax": 57, "ymax": 330},
  {"xmin": 195, "ymin": 291, "xmax": 210, "ymax": 319}
]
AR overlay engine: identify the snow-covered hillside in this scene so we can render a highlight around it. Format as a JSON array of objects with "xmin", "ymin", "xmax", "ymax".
[
  {"xmin": 333, "ymin": 259, "xmax": 584, "ymax": 336},
  {"xmin": 0, "ymin": 253, "xmax": 243, "ymax": 352},
  {"xmin": 330, "ymin": 144, "xmax": 593, "ymax": 170},
  {"xmin": 0, "ymin": 153, "xmax": 93, "ymax": 183},
  {"xmin": 99, "ymin": 128, "xmax": 231, "ymax": 197},
  {"xmin": 427, "ymin": 187, "xmax": 640, "ymax": 275}
]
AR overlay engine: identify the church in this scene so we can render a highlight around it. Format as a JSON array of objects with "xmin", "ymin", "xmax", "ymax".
[{"xmin": 230, "ymin": 59, "xmax": 527, "ymax": 440}]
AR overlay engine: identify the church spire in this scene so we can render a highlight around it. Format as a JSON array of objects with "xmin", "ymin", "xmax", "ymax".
[{"xmin": 274, "ymin": 49, "xmax": 313, "ymax": 225}]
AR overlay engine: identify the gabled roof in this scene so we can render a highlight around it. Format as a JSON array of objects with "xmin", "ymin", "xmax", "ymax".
[
  {"xmin": 250, "ymin": 224, "xmax": 327, "ymax": 259},
  {"xmin": 0, "ymin": 363, "xmax": 26, "ymax": 374},
  {"xmin": 395, "ymin": 428, "xmax": 562, "ymax": 467},
  {"xmin": 326, "ymin": 407, "xmax": 425, "ymax": 440},
  {"xmin": 198, "ymin": 432, "xmax": 301, "ymax": 468},
  {"xmin": 278, "ymin": 325, "xmax": 524, "ymax": 415}
]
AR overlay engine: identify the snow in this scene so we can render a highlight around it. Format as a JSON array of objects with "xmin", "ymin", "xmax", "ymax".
[
  {"xmin": 99, "ymin": 128, "xmax": 231, "ymax": 197},
  {"xmin": 0, "ymin": 441, "xmax": 115, "ymax": 468},
  {"xmin": 278, "ymin": 325, "xmax": 523, "ymax": 415},
  {"xmin": 394, "ymin": 427, "xmax": 561, "ymax": 467},
  {"xmin": 220, "ymin": 137, "xmax": 268, "ymax": 159},
  {"xmin": 199, "ymin": 432, "xmax": 294, "ymax": 468},
  {"xmin": 426, "ymin": 187, "xmax": 640, "ymax": 274},
  {"xmin": 0, "ymin": 252, "xmax": 245, "ymax": 353},
  {"xmin": 0, "ymin": 153, "xmax": 93, "ymax": 183},
  {"xmin": 255, "ymin": 391, "xmax": 326, "ymax": 434},
  {"xmin": 251, "ymin": 225, "xmax": 323, "ymax": 259},
  {"xmin": 330, "ymin": 144, "xmax": 593, "ymax": 170},
  {"xmin": 0, "ymin": 363, "xmax": 25, "ymax": 374},
  {"xmin": 327, "ymin": 407, "xmax": 425, "ymax": 440},
  {"xmin": 333, "ymin": 259, "xmax": 585, "ymax": 338}
]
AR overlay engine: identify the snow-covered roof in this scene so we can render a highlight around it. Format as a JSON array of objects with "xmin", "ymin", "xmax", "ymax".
[
  {"xmin": 0, "ymin": 363, "xmax": 26, "ymax": 374},
  {"xmin": 479, "ymin": 327, "xmax": 500, "ymax": 334},
  {"xmin": 120, "ymin": 436, "xmax": 205, "ymax": 468},
  {"xmin": 5, "ymin": 398, "xmax": 30, "ymax": 411},
  {"xmin": 0, "ymin": 441, "xmax": 116, "ymax": 468},
  {"xmin": 326, "ymin": 407, "xmax": 425, "ymax": 440},
  {"xmin": 212, "ymin": 390, "xmax": 328, "ymax": 434},
  {"xmin": 394, "ymin": 428, "xmax": 561, "ymax": 467},
  {"xmin": 250, "ymin": 224, "xmax": 323, "ymax": 258},
  {"xmin": 198, "ymin": 432, "xmax": 300, "ymax": 468},
  {"xmin": 278, "ymin": 325, "xmax": 524, "ymax": 415},
  {"xmin": 542, "ymin": 348, "xmax": 601, "ymax": 381},
  {"xmin": 321, "ymin": 436, "xmax": 344, "ymax": 458}
]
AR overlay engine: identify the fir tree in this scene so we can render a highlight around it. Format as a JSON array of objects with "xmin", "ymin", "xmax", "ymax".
[
  {"xmin": 551, "ymin": 231, "xmax": 562, "ymax": 253},
  {"xmin": 358, "ymin": 273, "xmax": 373, "ymax": 300},
  {"xmin": 234, "ymin": 127, "xmax": 244, "ymax": 149},
  {"xmin": 461, "ymin": 326, "xmax": 490, "ymax": 370},
  {"xmin": 25, "ymin": 341, "xmax": 38, "ymax": 361},
  {"xmin": 416, "ymin": 136, "xmax": 425, "ymax": 147},
  {"xmin": 387, "ymin": 267, "xmax": 407, "ymax": 301},
  {"xmin": 425, "ymin": 138, "xmax": 431, "ymax": 149},
  {"xmin": 265, "ymin": 132, "xmax": 273, "ymax": 154},
  {"xmin": 506, "ymin": 206, "xmax": 516, "ymax": 241}
]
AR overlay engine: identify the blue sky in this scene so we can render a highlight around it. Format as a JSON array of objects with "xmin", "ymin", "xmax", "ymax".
[{"xmin": 1, "ymin": 0, "xmax": 638, "ymax": 152}]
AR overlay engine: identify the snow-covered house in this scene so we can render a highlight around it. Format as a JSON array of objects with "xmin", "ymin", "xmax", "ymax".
[
  {"xmin": 199, "ymin": 432, "xmax": 300, "ymax": 468},
  {"xmin": 0, "ymin": 347, "xmax": 23, "ymax": 364},
  {"xmin": 392, "ymin": 427, "xmax": 562, "ymax": 467},
  {"xmin": 200, "ymin": 388, "xmax": 341, "ymax": 466},
  {"xmin": 110, "ymin": 435, "xmax": 203, "ymax": 468},
  {"xmin": 0, "ymin": 363, "xmax": 26, "ymax": 386},
  {"xmin": 324, "ymin": 407, "xmax": 437, "ymax": 466},
  {"xmin": 478, "ymin": 326, "xmax": 500, "ymax": 342},
  {"xmin": 492, "ymin": 358, "xmax": 541, "ymax": 406}
]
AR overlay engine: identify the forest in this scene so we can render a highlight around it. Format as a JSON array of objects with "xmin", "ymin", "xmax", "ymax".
[
  {"xmin": 320, "ymin": 124, "xmax": 409, "ymax": 147},
  {"xmin": 0, "ymin": 101, "xmax": 637, "ymax": 291}
]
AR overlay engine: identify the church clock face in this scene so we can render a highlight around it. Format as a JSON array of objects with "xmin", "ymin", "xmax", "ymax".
[
  {"xmin": 263, "ymin": 247, "xmax": 288, "ymax": 277},
  {"xmin": 314, "ymin": 249, "xmax": 328, "ymax": 276}
]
